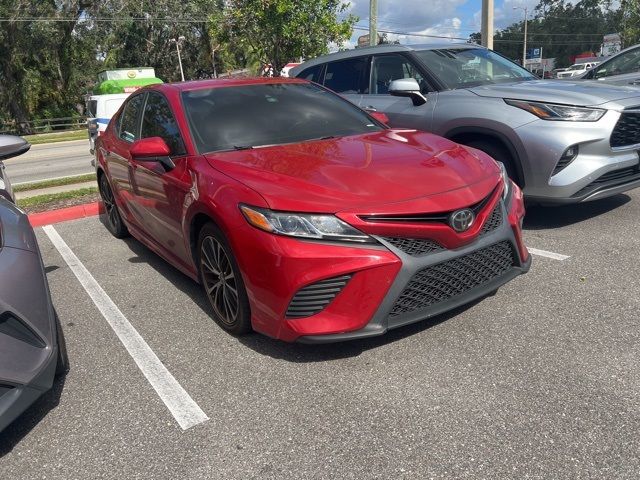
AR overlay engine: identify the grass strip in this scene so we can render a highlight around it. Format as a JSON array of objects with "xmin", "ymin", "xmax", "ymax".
[
  {"xmin": 23, "ymin": 130, "xmax": 87, "ymax": 145},
  {"xmin": 17, "ymin": 187, "xmax": 98, "ymax": 209},
  {"xmin": 13, "ymin": 173, "xmax": 96, "ymax": 192}
]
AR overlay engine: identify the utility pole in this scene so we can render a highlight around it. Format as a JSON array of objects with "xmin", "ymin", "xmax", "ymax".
[
  {"xmin": 369, "ymin": 0, "xmax": 378, "ymax": 47},
  {"xmin": 514, "ymin": 6, "xmax": 529, "ymax": 69},
  {"xmin": 481, "ymin": 0, "xmax": 494, "ymax": 49}
]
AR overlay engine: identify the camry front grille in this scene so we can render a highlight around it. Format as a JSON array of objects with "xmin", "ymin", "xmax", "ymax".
[
  {"xmin": 611, "ymin": 111, "xmax": 640, "ymax": 148},
  {"xmin": 382, "ymin": 237, "xmax": 444, "ymax": 256},
  {"xmin": 389, "ymin": 241, "xmax": 516, "ymax": 317},
  {"xmin": 286, "ymin": 275, "xmax": 351, "ymax": 318},
  {"xmin": 480, "ymin": 204, "xmax": 503, "ymax": 235}
]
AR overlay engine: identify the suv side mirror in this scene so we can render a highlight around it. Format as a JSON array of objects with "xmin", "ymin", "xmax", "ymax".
[
  {"xmin": 0, "ymin": 135, "xmax": 30, "ymax": 161},
  {"xmin": 130, "ymin": 137, "xmax": 175, "ymax": 171},
  {"xmin": 389, "ymin": 78, "xmax": 427, "ymax": 106}
]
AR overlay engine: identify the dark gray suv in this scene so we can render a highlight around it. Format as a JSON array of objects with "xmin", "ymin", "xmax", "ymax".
[{"xmin": 292, "ymin": 44, "xmax": 640, "ymax": 204}]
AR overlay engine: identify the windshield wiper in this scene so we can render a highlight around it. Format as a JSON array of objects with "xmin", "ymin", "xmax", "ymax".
[{"xmin": 232, "ymin": 145, "xmax": 254, "ymax": 150}]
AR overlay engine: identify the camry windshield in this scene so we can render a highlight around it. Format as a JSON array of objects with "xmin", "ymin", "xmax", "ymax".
[
  {"xmin": 414, "ymin": 47, "xmax": 536, "ymax": 89},
  {"xmin": 182, "ymin": 83, "xmax": 384, "ymax": 154}
]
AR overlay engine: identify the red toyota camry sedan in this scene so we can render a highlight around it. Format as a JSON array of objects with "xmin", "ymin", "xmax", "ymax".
[{"xmin": 95, "ymin": 78, "xmax": 530, "ymax": 342}]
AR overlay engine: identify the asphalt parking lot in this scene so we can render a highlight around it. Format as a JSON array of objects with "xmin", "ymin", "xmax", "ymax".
[{"xmin": 1, "ymin": 192, "xmax": 639, "ymax": 479}]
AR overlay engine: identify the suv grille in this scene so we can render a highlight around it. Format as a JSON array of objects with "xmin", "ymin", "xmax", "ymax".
[
  {"xmin": 382, "ymin": 237, "xmax": 444, "ymax": 256},
  {"xmin": 611, "ymin": 111, "xmax": 640, "ymax": 148},
  {"xmin": 286, "ymin": 275, "xmax": 351, "ymax": 318},
  {"xmin": 389, "ymin": 241, "xmax": 516, "ymax": 317}
]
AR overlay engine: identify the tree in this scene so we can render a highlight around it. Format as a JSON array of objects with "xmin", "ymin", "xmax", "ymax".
[
  {"xmin": 621, "ymin": 0, "xmax": 640, "ymax": 47},
  {"xmin": 220, "ymin": 0, "xmax": 357, "ymax": 76}
]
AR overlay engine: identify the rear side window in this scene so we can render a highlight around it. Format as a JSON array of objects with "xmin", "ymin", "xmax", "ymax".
[
  {"xmin": 297, "ymin": 64, "xmax": 323, "ymax": 83},
  {"xmin": 371, "ymin": 54, "xmax": 428, "ymax": 94},
  {"xmin": 141, "ymin": 93, "xmax": 186, "ymax": 155},
  {"xmin": 323, "ymin": 57, "xmax": 369, "ymax": 94},
  {"xmin": 119, "ymin": 94, "xmax": 145, "ymax": 142}
]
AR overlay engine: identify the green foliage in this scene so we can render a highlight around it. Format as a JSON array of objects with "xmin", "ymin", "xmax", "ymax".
[
  {"xmin": 219, "ymin": 0, "xmax": 357, "ymax": 75},
  {"xmin": 621, "ymin": 0, "xmax": 640, "ymax": 46},
  {"xmin": 473, "ymin": 0, "xmax": 625, "ymax": 68}
]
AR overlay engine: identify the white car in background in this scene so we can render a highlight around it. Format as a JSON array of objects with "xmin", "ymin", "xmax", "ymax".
[
  {"xmin": 557, "ymin": 62, "xmax": 600, "ymax": 78},
  {"xmin": 86, "ymin": 93, "xmax": 129, "ymax": 154}
]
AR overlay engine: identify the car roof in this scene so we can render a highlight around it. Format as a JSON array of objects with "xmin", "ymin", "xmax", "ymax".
[
  {"xmin": 289, "ymin": 42, "xmax": 480, "ymax": 76},
  {"xmin": 145, "ymin": 77, "xmax": 308, "ymax": 94}
]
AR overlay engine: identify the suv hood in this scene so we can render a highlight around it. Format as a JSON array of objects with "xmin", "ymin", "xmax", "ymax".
[
  {"xmin": 205, "ymin": 130, "xmax": 499, "ymax": 213},
  {"xmin": 469, "ymin": 79, "xmax": 640, "ymax": 107}
]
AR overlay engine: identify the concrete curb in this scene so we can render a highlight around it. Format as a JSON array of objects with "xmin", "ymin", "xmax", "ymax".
[{"xmin": 28, "ymin": 202, "xmax": 103, "ymax": 227}]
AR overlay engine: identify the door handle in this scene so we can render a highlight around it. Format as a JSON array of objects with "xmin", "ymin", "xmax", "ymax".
[{"xmin": 364, "ymin": 106, "xmax": 378, "ymax": 112}]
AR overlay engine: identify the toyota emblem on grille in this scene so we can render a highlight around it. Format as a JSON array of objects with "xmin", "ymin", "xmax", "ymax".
[{"xmin": 449, "ymin": 208, "xmax": 475, "ymax": 232}]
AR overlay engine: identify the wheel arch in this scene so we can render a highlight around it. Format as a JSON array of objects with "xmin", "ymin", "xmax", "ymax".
[{"xmin": 445, "ymin": 126, "xmax": 526, "ymax": 187}]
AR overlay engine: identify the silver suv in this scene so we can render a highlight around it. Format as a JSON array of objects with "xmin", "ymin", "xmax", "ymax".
[{"xmin": 292, "ymin": 44, "xmax": 640, "ymax": 204}]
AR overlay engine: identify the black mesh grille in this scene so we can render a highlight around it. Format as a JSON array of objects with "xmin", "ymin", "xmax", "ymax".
[
  {"xmin": 611, "ymin": 112, "xmax": 640, "ymax": 148},
  {"xmin": 382, "ymin": 237, "xmax": 444, "ymax": 256},
  {"xmin": 389, "ymin": 241, "xmax": 516, "ymax": 317},
  {"xmin": 480, "ymin": 204, "xmax": 503, "ymax": 235},
  {"xmin": 286, "ymin": 275, "xmax": 351, "ymax": 318}
]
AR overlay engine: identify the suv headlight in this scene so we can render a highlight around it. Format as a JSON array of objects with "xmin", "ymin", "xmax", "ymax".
[
  {"xmin": 504, "ymin": 99, "xmax": 605, "ymax": 122},
  {"xmin": 240, "ymin": 205, "xmax": 374, "ymax": 243},
  {"xmin": 497, "ymin": 162, "xmax": 512, "ymax": 205}
]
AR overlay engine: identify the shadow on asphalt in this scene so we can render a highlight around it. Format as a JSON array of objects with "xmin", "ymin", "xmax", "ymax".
[
  {"xmin": 119, "ymin": 226, "xmax": 488, "ymax": 363},
  {"xmin": 0, "ymin": 375, "xmax": 66, "ymax": 457},
  {"xmin": 524, "ymin": 193, "xmax": 630, "ymax": 230}
]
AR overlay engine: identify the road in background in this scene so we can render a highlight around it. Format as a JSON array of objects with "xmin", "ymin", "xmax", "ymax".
[{"xmin": 4, "ymin": 139, "xmax": 94, "ymax": 184}]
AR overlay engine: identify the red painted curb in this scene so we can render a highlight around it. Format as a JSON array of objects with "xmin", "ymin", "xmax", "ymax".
[{"xmin": 28, "ymin": 202, "xmax": 104, "ymax": 227}]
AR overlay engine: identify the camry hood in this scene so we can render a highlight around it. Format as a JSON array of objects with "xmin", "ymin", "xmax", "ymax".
[
  {"xmin": 469, "ymin": 80, "xmax": 640, "ymax": 107},
  {"xmin": 205, "ymin": 130, "xmax": 499, "ymax": 213}
]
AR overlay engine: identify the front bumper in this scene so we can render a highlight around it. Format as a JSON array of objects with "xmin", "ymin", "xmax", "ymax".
[
  {"xmin": 234, "ymin": 185, "xmax": 529, "ymax": 343},
  {"xmin": 515, "ymin": 110, "xmax": 640, "ymax": 203},
  {"xmin": 298, "ymin": 199, "xmax": 530, "ymax": 343}
]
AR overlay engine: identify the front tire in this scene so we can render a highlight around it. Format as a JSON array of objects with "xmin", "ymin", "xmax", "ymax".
[
  {"xmin": 98, "ymin": 173, "xmax": 129, "ymax": 238},
  {"xmin": 197, "ymin": 223, "xmax": 252, "ymax": 335},
  {"xmin": 465, "ymin": 139, "xmax": 520, "ymax": 186}
]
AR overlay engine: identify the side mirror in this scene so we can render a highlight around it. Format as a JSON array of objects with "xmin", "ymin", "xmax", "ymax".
[
  {"xmin": 369, "ymin": 111, "xmax": 389, "ymax": 125},
  {"xmin": 130, "ymin": 137, "xmax": 175, "ymax": 171},
  {"xmin": 389, "ymin": 78, "xmax": 427, "ymax": 106},
  {"xmin": 0, "ymin": 135, "xmax": 30, "ymax": 161}
]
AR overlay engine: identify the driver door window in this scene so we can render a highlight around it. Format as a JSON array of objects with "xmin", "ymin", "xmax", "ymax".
[
  {"xmin": 370, "ymin": 54, "xmax": 427, "ymax": 95},
  {"xmin": 141, "ymin": 93, "xmax": 186, "ymax": 156}
]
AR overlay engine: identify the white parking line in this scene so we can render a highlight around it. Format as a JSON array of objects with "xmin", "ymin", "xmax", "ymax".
[
  {"xmin": 43, "ymin": 225, "xmax": 209, "ymax": 431},
  {"xmin": 528, "ymin": 247, "xmax": 570, "ymax": 261}
]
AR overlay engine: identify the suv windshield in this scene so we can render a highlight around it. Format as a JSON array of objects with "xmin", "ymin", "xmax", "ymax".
[
  {"xmin": 182, "ymin": 82, "xmax": 384, "ymax": 154},
  {"xmin": 414, "ymin": 48, "xmax": 536, "ymax": 89}
]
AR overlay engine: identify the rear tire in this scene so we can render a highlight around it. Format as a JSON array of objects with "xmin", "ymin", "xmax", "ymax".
[
  {"xmin": 98, "ymin": 173, "xmax": 129, "ymax": 238},
  {"xmin": 465, "ymin": 139, "xmax": 520, "ymax": 186},
  {"xmin": 197, "ymin": 223, "xmax": 252, "ymax": 335}
]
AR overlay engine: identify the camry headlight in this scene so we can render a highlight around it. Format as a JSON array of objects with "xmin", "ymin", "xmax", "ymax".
[
  {"xmin": 497, "ymin": 161, "xmax": 512, "ymax": 204},
  {"xmin": 504, "ymin": 99, "xmax": 605, "ymax": 122},
  {"xmin": 240, "ymin": 205, "xmax": 374, "ymax": 243}
]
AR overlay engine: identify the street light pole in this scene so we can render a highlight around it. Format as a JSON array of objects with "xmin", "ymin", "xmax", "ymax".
[
  {"xmin": 514, "ymin": 6, "xmax": 529, "ymax": 70},
  {"xmin": 171, "ymin": 36, "xmax": 186, "ymax": 82}
]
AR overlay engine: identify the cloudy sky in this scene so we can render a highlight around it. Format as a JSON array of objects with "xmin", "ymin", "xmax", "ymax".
[{"xmin": 340, "ymin": 0, "xmax": 540, "ymax": 47}]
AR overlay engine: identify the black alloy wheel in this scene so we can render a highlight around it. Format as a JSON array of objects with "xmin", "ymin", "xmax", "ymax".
[
  {"xmin": 99, "ymin": 173, "xmax": 129, "ymax": 238},
  {"xmin": 197, "ymin": 223, "xmax": 251, "ymax": 335}
]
